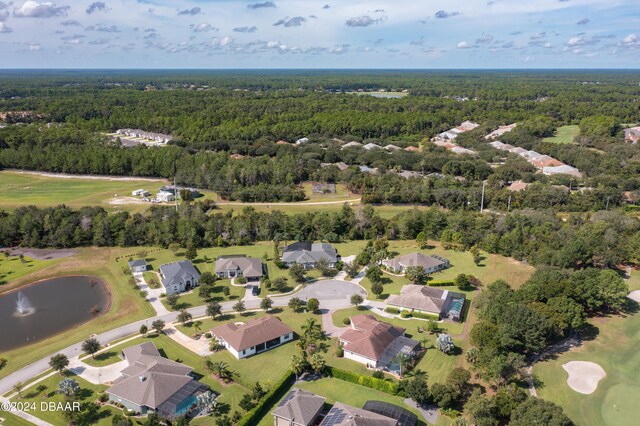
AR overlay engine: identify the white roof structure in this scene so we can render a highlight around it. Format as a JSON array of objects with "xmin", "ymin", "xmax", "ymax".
[
  {"xmin": 342, "ymin": 141, "xmax": 363, "ymax": 149},
  {"xmin": 543, "ymin": 165, "xmax": 583, "ymax": 178},
  {"xmin": 363, "ymin": 143, "xmax": 382, "ymax": 150}
]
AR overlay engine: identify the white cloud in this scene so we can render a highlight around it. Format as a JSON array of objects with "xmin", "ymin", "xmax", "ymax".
[
  {"xmin": 14, "ymin": 1, "xmax": 69, "ymax": 18},
  {"xmin": 622, "ymin": 33, "xmax": 637, "ymax": 44},
  {"xmin": 191, "ymin": 23, "xmax": 217, "ymax": 33},
  {"xmin": 457, "ymin": 41, "xmax": 470, "ymax": 49}
]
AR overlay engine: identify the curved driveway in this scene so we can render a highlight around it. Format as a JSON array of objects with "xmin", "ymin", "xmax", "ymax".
[{"xmin": 0, "ymin": 278, "xmax": 367, "ymax": 395}]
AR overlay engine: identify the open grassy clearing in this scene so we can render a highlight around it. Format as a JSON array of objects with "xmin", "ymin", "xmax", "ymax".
[
  {"xmin": 0, "ymin": 247, "xmax": 156, "ymax": 379},
  {"xmin": 0, "ymin": 253, "xmax": 63, "ymax": 288},
  {"xmin": 533, "ymin": 304, "xmax": 640, "ymax": 426},
  {"xmin": 542, "ymin": 125, "xmax": 579, "ymax": 144},
  {"xmin": 0, "ymin": 411, "xmax": 34, "ymax": 426},
  {"xmin": 302, "ymin": 183, "xmax": 357, "ymax": 202}
]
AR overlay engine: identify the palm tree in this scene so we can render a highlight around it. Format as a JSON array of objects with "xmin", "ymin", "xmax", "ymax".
[
  {"xmin": 309, "ymin": 353, "xmax": 326, "ymax": 374},
  {"xmin": 205, "ymin": 360, "xmax": 236, "ymax": 382},
  {"xmin": 193, "ymin": 320, "xmax": 203, "ymax": 335},
  {"xmin": 301, "ymin": 318, "xmax": 323, "ymax": 341},
  {"xmin": 290, "ymin": 354, "xmax": 306, "ymax": 380}
]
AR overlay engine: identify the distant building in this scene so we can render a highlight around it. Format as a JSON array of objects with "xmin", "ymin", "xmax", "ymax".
[
  {"xmin": 386, "ymin": 285, "xmax": 466, "ymax": 322},
  {"xmin": 384, "ymin": 144, "xmax": 402, "ymax": 151},
  {"xmin": 382, "ymin": 253, "xmax": 449, "ymax": 274},
  {"xmin": 624, "ymin": 127, "xmax": 640, "ymax": 144},
  {"xmin": 272, "ymin": 388, "xmax": 326, "ymax": 426},
  {"xmin": 295, "ymin": 137, "xmax": 309, "ymax": 145},
  {"xmin": 128, "ymin": 259, "xmax": 147, "ymax": 273},
  {"xmin": 159, "ymin": 260, "xmax": 200, "ymax": 295},
  {"xmin": 543, "ymin": 165, "xmax": 583, "ymax": 178},
  {"xmin": 485, "ymin": 123, "xmax": 517, "ymax": 140},
  {"xmin": 311, "ymin": 183, "xmax": 337, "ymax": 194},
  {"xmin": 156, "ymin": 191, "xmax": 175, "ymax": 203},
  {"xmin": 107, "ymin": 342, "xmax": 210, "ymax": 419},
  {"xmin": 214, "ymin": 256, "xmax": 263, "ymax": 281},
  {"xmin": 404, "ymin": 146, "xmax": 420, "ymax": 152},
  {"xmin": 211, "ymin": 316, "xmax": 294, "ymax": 359},
  {"xmin": 363, "ymin": 143, "xmax": 382, "ymax": 150},
  {"xmin": 396, "ymin": 170, "xmax": 422, "ymax": 179},
  {"xmin": 342, "ymin": 141, "xmax": 363, "ymax": 149},
  {"xmin": 131, "ymin": 189, "xmax": 151, "ymax": 197},
  {"xmin": 281, "ymin": 242, "xmax": 339, "ymax": 268},
  {"xmin": 508, "ymin": 181, "xmax": 529, "ymax": 192},
  {"xmin": 116, "ymin": 129, "xmax": 172, "ymax": 144},
  {"xmin": 339, "ymin": 315, "xmax": 420, "ymax": 372},
  {"xmin": 319, "ymin": 402, "xmax": 397, "ymax": 426}
]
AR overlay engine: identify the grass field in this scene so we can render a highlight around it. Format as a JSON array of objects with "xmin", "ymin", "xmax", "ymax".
[
  {"xmin": 0, "ymin": 253, "xmax": 64, "ymax": 288},
  {"xmin": 543, "ymin": 125, "xmax": 579, "ymax": 144},
  {"xmin": 0, "ymin": 411, "xmax": 34, "ymax": 426},
  {"xmin": 0, "ymin": 247, "xmax": 156, "ymax": 379}
]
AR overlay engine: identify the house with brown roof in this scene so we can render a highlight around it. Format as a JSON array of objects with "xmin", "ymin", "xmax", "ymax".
[
  {"xmin": 339, "ymin": 315, "xmax": 419, "ymax": 372},
  {"xmin": 403, "ymin": 146, "xmax": 420, "ymax": 152},
  {"xmin": 272, "ymin": 388, "xmax": 326, "ymax": 426},
  {"xmin": 214, "ymin": 256, "xmax": 263, "ymax": 281},
  {"xmin": 107, "ymin": 342, "xmax": 210, "ymax": 419},
  {"xmin": 508, "ymin": 181, "xmax": 530, "ymax": 192},
  {"xmin": 211, "ymin": 316, "xmax": 294, "ymax": 359},
  {"xmin": 386, "ymin": 285, "xmax": 466, "ymax": 322},
  {"xmin": 382, "ymin": 253, "xmax": 449, "ymax": 275}
]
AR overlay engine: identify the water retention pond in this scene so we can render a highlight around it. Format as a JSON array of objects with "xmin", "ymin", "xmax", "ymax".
[{"xmin": 0, "ymin": 275, "xmax": 111, "ymax": 352}]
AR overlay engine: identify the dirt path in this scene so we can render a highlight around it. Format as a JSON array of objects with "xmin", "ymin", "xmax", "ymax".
[
  {"xmin": 5, "ymin": 169, "xmax": 168, "ymax": 182},
  {"xmin": 525, "ymin": 334, "xmax": 582, "ymax": 397}
]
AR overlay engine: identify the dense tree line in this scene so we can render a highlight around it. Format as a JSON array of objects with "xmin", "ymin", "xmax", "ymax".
[{"xmin": 1, "ymin": 203, "xmax": 638, "ymax": 271}]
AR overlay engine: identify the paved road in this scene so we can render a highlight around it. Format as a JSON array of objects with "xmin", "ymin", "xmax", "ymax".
[{"xmin": 0, "ymin": 279, "xmax": 364, "ymax": 396}]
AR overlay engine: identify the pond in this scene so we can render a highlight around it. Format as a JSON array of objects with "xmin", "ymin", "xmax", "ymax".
[{"xmin": 0, "ymin": 275, "xmax": 111, "ymax": 352}]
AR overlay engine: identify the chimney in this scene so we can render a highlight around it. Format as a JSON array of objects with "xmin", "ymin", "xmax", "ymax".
[{"xmin": 139, "ymin": 376, "xmax": 146, "ymax": 382}]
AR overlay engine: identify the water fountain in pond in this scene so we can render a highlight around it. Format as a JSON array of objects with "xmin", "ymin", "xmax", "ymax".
[{"xmin": 15, "ymin": 291, "xmax": 35, "ymax": 316}]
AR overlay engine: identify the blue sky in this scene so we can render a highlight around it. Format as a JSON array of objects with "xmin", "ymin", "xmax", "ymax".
[{"xmin": 0, "ymin": 0, "xmax": 639, "ymax": 68}]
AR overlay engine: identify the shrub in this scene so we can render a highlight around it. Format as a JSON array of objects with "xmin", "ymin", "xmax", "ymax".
[
  {"xmin": 400, "ymin": 310, "xmax": 412, "ymax": 318},
  {"xmin": 411, "ymin": 311, "xmax": 440, "ymax": 321},
  {"xmin": 98, "ymin": 393, "xmax": 109, "ymax": 403},
  {"xmin": 385, "ymin": 307, "xmax": 400, "ymax": 314},
  {"xmin": 372, "ymin": 370, "xmax": 385, "ymax": 379},
  {"xmin": 336, "ymin": 347, "xmax": 344, "ymax": 358},
  {"xmin": 204, "ymin": 332, "xmax": 212, "ymax": 339},
  {"xmin": 429, "ymin": 281, "xmax": 455, "ymax": 287},
  {"xmin": 327, "ymin": 366, "xmax": 400, "ymax": 395},
  {"xmin": 275, "ymin": 260, "xmax": 286, "ymax": 269},
  {"xmin": 342, "ymin": 318, "xmax": 351, "ymax": 325},
  {"xmin": 441, "ymin": 408, "xmax": 461, "ymax": 418},
  {"xmin": 236, "ymin": 371, "xmax": 294, "ymax": 426},
  {"xmin": 236, "ymin": 276, "xmax": 247, "ymax": 284}
]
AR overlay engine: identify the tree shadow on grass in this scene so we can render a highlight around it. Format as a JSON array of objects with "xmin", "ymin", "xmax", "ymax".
[{"xmin": 93, "ymin": 351, "xmax": 117, "ymax": 363}]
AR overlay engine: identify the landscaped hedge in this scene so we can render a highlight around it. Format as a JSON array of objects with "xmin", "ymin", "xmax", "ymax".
[
  {"xmin": 385, "ymin": 307, "xmax": 400, "ymax": 314},
  {"xmin": 428, "ymin": 281, "xmax": 455, "ymax": 287},
  {"xmin": 411, "ymin": 311, "xmax": 440, "ymax": 320},
  {"xmin": 327, "ymin": 366, "xmax": 401, "ymax": 395},
  {"xmin": 237, "ymin": 370, "xmax": 294, "ymax": 426}
]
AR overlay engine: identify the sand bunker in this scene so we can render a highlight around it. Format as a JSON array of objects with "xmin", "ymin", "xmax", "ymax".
[
  {"xmin": 563, "ymin": 361, "xmax": 606, "ymax": 394},
  {"xmin": 627, "ymin": 290, "xmax": 640, "ymax": 302}
]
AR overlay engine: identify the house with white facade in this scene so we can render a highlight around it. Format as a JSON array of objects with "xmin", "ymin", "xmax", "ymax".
[
  {"xmin": 386, "ymin": 285, "xmax": 466, "ymax": 322},
  {"xmin": 128, "ymin": 259, "xmax": 147, "ymax": 273},
  {"xmin": 159, "ymin": 260, "xmax": 200, "ymax": 295},
  {"xmin": 211, "ymin": 316, "xmax": 294, "ymax": 359},
  {"xmin": 156, "ymin": 191, "xmax": 175, "ymax": 203}
]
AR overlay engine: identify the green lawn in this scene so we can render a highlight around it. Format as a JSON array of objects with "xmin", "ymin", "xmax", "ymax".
[
  {"xmin": 0, "ymin": 253, "xmax": 63, "ymax": 290},
  {"xmin": 543, "ymin": 125, "xmax": 579, "ymax": 144},
  {"xmin": 10, "ymin": 371, "xmax": 118, "ymax": 426},
  {"xmin": 296, "ymin": 378, "xmax": 423, "ymax": 420},
  {"xmin": 533, "ymin": 303, "xmax": 640, "ymax": 426},
  {"xmin": 0, "ymin": 411, "xmax": 34, "ymax": 426}
]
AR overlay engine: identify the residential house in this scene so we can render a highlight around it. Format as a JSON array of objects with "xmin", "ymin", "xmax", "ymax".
[
  {"xmin": 116, "ymin": 129, "xmax": 172, "ymax": 144},
  {"xmin": 296, "ymin": 137, "xmax": 310, "ymax": 145},
  {"xmin": 623, "ymin": 191, "xmax": 639, "ymax": 204},
  {"xmin": 382, "ymin": 253, "xmax": 449, "ymax": 274},
  {"xmin": 128, "ymin": 259, "xmax": 147, "ymax": 273},
  {"xmin": 211, "ymin": 316, "xmax": 294, "ymax": 359},
  {"xmin": 358, "ymin": 165, "xmax": 377, "ymax": 174},
  {"xmin": 339, "ymin": 315, "xmax": 420, "ymax": 372},
  {"xmin": 485, "ymin": 123, "xmax": 517, "ymax": 140},
  {"xmin": 362, "ymin": 401, "xmax": 418, "ymax": 426},
  {"xmin": 281, "ymin": 242, "xmax": 339, "ymax": 268},
  {"xmin": 276, "ymin": 140, "xmax": 292, "ymax": 145},
  {"xmin": 311, "ymin": 183, "xmax": 337, "ymax": 194},
  {"xmin": 508, "ymin": 181, "xmax": 529, "ymax": 192},
  {"xmin": 342, "ymin": 141, "xmax": 363, "ymax": 149},
  {"xmin": 214, "ymin": 256, "xmax": 263, "ymax": 281},
  {"xmin": 403, "ymin": 146, "xmax": 420, "ymax": 152},
  {"xmin": 386, "ymin": 285, "xmax": 466, "ymax": 322},
  {"xmin": 272, "ymin": 388, "xmax": 326, "ymax": 426},
  {"xmin": 396, "ymin": 170, "xmax": 422, "ymax": 179},
  {"xmin": 363, "ymin": 143, "xmax": 382, "ymax": 150},
  {"xmin": 384, "ymin": 144, "xmax": 401, "ymax": 151},
  {"xmin": 543, "ymin": 165, "xmax": 583, "ymax": 178},
  {"xmin": 450, "ymin": 146, "xmax": 476, "ymax": 155},
  {"xmin": 159, "ymin": 260, "xmax": 200, "ymax": 295},
  {"xmin": 107, "ymin": 342, "xmax": 210, "ymax": 419}
]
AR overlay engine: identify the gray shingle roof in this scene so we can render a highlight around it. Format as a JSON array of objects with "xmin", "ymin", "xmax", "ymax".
[
  {"xmin": 128, "ymin": 259, "xmax": 147, "ymax": 268},
  {"xmin": 214, "ymin": 257, "xmax": 263, "ymax": 278},
  {"xmin": 159, "ymin": 260, "xmax": 200, "ymax": 288},
  {"xmin": 282, "ymin": 242, "xmax": 338, "ymax": 264},
  {"xmin": 272, "ymin": 388, "xmax": 325, "ymax": 425}
]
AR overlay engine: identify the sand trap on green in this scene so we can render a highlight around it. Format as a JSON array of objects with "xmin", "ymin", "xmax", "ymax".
[{"xmin": 563, "ymin": 361, "xmax": 606, "ymax": 394}]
